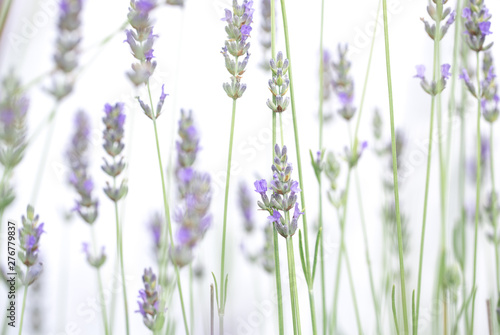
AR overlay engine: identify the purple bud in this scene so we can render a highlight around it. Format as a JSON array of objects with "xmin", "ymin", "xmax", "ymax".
[
  {"xmin": 267, "ymin": 210, "xmax": 281, "ymax": 224},
  {"xmin": 462, "ymin": 7, "xmax": 471, "ymax": 21},
  {"xmin": 414, "ymin": 64, "xmax": 426, "ymax": 80},
  {"xmin": 254, "ymin": 179, "xmax": 267, "ymax": 195},
  {"xmin": 446, "ymin": 10, "xmax": 456, "ymax": 25},
  {"xmin": 441, "ymin": 64, "xmax": 451, "ymax": 80},
  {"xmin": 459, "ymin": 69, "xmax": 471, "ymax": 84},
  {"xmin": 479, "ymin": 21, "xmax": 492, "ymax": 36}
]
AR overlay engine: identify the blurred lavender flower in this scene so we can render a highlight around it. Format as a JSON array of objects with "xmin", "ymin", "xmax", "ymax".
[
  {"xmin": 420, "ymin": 1, "xmax": 455, "ymax": 41},
  {"xmin": 48, "ymin": 0, "xmax": 83, "ymax": 100},
  {"xmin": 484, "ymin": 191, "xmax": 499, "ymax": 231},
  {"xmin": 18, "ymin": 205, "xmax": 44, "ymax": 286},
  {"xmin": 66, "ymin": 111, "xmax": 99, "ymax": 225},
  {"xmin": 221, "ymin": 0, "xmax": 254, "ymax": 99},
  {"xmin": 136, "ymin": 268, "xmax": 165, "ymax": 331},
  {"xmin": 82, "ymin": 242, "xmax": 107, "ymax": 268},
  {"xmin": 258, "ymin": 0, "xmax": 272, "ymax": 69},
  {"xmin": 481, "ymin": 52, "xmax": 499, "ymax": 122},
  {"xmin": 148, "ymin": 212, "xmax": 164, "ymax": 259},
  {"xmin": 331, "ymin": 44, "xmax": 356, "ymax": 121},
  {"xmin": 463, "ymin": 1, "xmax": 493, "ymax": 52},
  {"xmin": 266, "ymin": 51, "xmax": 290, "ymax": 113},
  {"xmin": 343, "ymin": 141, "xmax": 368, "ymax": 168},
  {"xmin": 467, "ymin": 134, "xmax": 489, "ymax": 183},
  {"xmin": 255, "ymin": 144, "xmax": 303, "ymax": 238},
  {"xmin": 102, "ymin": 103, "xmax": 128, "ymax": 202},
  {"xmin": 0, "ymin": 73, "xmax": 29, "ymax": 211},
  {"xmin": 322, "ymin": 49, "xmax": 333, "ymax": 103},
  {"xmin": 171, "ymin": 111, "xmax": 212, "ymax": 267},
  {"xmin": 238, "ymin": 181, "xmax": 255, "ymax": 232},
  {"xmin": 125, "ymin": 0, "xmax": 158, "ymax": 86},
  {"xmin": 413, "ymin": 63, "xmax": 452, "ymax": 96}
]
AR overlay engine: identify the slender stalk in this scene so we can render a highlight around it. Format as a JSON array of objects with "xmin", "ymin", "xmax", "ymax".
[
  {"xmin": 147, "ymin": 82, "xmax": 190, "ymax": 335},
  {"xmin": 279, "ymin": 1, "xmax": 316, "ymax": 332},
  {"xmin": 354, "ymin": 171, "xmax": 382, "ymax": 335},
  {"xmin": 286, "ymin": 236, "xmax": 301, "ymax": 335},
  {"xmin": 91, "ymin": 227, "xmax": 110, "ymax": 335},
  {"xmin": 112, "ymin": 172, "xmax": 130, "ymax": 335},
  {"xmin": 270, "ymin": 1, "xmax": 285, "ymax": 332},
  {"xmin": 490, "ymin": 123, "xmax": 500, "ymax": 294},
  {"xmin": 470, "ymin": 51, "xmax": 482, "ymax": 334},
  {"xmin": 189, "ymin": 265, "xmax": 194, "ymax": 333},
  {"xmin": 17, "ymin": 285, "xmax": 28, "ymax": 335},
  {"xmin": 343, "ymin": 242, "xmax": 363, "ymax": 334},
  {"xmin": 381, "ymin": 0, "xmax": 409, "ymax": 332},
  {"xmin": 318, "ymin": 0, "xmax": 326, "ymax": 331},
  {"xmin": 0, "ymin": 0, "xmax": 13, "ymax": 42},
  {"xmin": 218, "ymin": 98, "xmax": 237, "ymax": 335},
  {"xmin": 30, "ymin": 102, "xmax": 59, "ymax": 206}
]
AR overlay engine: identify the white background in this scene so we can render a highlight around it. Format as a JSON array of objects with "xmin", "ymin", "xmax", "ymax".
[{"xmin": 1, "ymin": 0, "xmax": 500, "ymax": 334}]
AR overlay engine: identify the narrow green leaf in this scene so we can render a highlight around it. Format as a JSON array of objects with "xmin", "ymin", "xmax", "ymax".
[
  {"xmin": 312, "ymin": 227, "xmax": 322, "ymax": 283},
  {"xmin": 392, "ymin": 285, "xmax": 400, "ymax": 335},
  {"xmin": 298, "ymin": 230, "xmax": 309, "ymax": 285},
  {"xmin": 211, "ymin": 272, "xmax": 220, "ymax": 311}
]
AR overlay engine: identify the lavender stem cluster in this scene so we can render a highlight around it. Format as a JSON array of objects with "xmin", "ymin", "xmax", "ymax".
[
  {"xmin": 331, "ymin": 44, "xmax": 356, "ymax": 121},
  {"xmin": 102, "ymin": 103, "xmax": 128, "ymax": 202},
  {"xmin": 136, "ymin": 268, "xmax": 165, "ymax": 331},
  {"xmin": 18, "ymin": 205, "xmax": 44, "ymax": 286},
  {"xmin": 221, "ymin": 0, "xmax": 254, "ymax": 100},
  {"xmin": 420, "ymin": 1, "xmax": 456, "ymax": 40},
  {"xmin": 266, "ymin": 51, "xmax": 290, "ymax": 113},
  {"xmin": 255, "ymin": 144, "xmax": 303, "ymax": 238},
  {"xmin": 463, "ymin": 0, "xmax": 493, "ymax": 52},
  {"xmin": 171, "ymin": 111, "xmax": 212, "ymax": 267},
  {"xmin": 0, "ymin": 73, "xmax": 29, "ymax": 212},
  {"xmin": 414, "ymin": 63, "xmax": 452, "ymax": 96},
  {"xmin": 48, "ymin": 0, "xmax": 83, "ymax": 101}
]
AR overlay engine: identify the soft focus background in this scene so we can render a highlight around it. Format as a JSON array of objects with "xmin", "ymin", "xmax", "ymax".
[{"xmin": 1, "ymin": 0, "xmax": 499, "ymax": 334}]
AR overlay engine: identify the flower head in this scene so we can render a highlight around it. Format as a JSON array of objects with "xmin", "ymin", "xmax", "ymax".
[
  {"xmin": 331, "ymin": 44, "xmax": 356, "ymax": 121},
  {"xmin": 136, "ymin": 268, "xmax": 165, "ymax": 331}
]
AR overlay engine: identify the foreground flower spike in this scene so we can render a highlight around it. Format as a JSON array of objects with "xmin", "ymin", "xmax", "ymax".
[
  {"xmin": 221, "ymin": 0, "xmax": 254, "ymax": 99},
  {"xmin": 420, "ymin": 1, "xmax": 455, "ymax": 40},
  {"xmin": 414, "ymin": 63, "xmax": 452, "ymax": 96},
  {"xmin": 331, "ymin": 44, "xmax": 356, "ymax": 121},
  {"xmin": 0, "ymin": 73, "xmax": 29, "ymax": 212},
  {"xmin": 18, "ymin": 205, "xmax": 44, "ymax": 286},
  {"xmin": 66, "ymin": 111, "xmax": 99, "ymax": 225},
  {"xmin": 102, "ymin": 103, "xmax": 128, "ymax": 202},
  {"xmin": 463, "ymin": 0, "xmax": 493, "ymax": 52},
  {"xmin": 48, "ymin": 0, "xmax": 83, "ymax": 100},
  {"xmin": 136, "ymin": 268, "xmax": 165, "ymax": 331},
  {"xmin": 266, "ymin": 51, "xmax": 290, "ymax": 113},
  {"xmin": 125, "ymin": 0, "xmax": 158, "ymax": 86},
  {"xmin": 255, "ymin": 144, "xmax": 304, "ymax": 238}
]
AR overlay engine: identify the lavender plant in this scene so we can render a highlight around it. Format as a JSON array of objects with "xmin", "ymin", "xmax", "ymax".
[
  {"xmin": 66, "ymin": 111, "xmax": 109, "ymax": 335},
  {"xmin": 102, "ymin": 102, "xmax": 130, "ymax": 334},
  {"xmin": 17, "ymin": 205, "xmax": 44, "ymax": 335},
  {"xmin": 258, "ymin": 0, "xmax": 272, "ymax": 69},
  {"xmin": 0, "ymin": 73, "xmax": 29, "ymax": 225},
  {"xmin": 136, "ymin": 268, "xmax": 166, "ymax": 332},
  {"xmin": 459, "ymin": 1, "xmax": 494, "ymax": 330},
  {"xmin": 125, "ymin": 1, "xmax": 190, "ymax": 332},
  {"xmin": 217, "ymin": 1, "xmax": 254, "ymax": 332},
  {"xmin": 255, "ymin": 144, "xmax": 304, "ymax": 334}
]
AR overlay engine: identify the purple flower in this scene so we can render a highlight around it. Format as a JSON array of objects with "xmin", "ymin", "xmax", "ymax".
[
  {"xmin": 441, "ymin": 64, "xmax": 451, "ymax": 80},
  {"xmin": 221, "ymin": 8, "xmax": 232, "ymax": 22},
  {"xmin": 459, "ymin": 69, "xmax": 471, "ymax": 84},
  {"xmin": 135, "ymin": 0, "xmax": 156, "ymax": 13},
  {"xmin": 136, "ymin": 268, "xmax": 164, "ymax": 330},
  {"xmin": 254, "ymin": 179, "xmax": 268, "ymax": 195},
  {"xmin": 19, "ymin": 206, "xmax": 44, "ymax": 272},
  {"xmin": 292, "ymin": 203, "xmax": 304, "ymax": 221},
  {"xmin": 479, "ymin": 21, "xmax": 492, "ymax": 36},
  {"xmin": 267, "ymin": 210, "xmax": 282, "ymax": 224},
  {"xmin": 414, "ymin": 65, "xmax": 426, "ymax": 80},
  {"xmin": 338, "ymin": 92, "xmax": 353, "ymax": 106},
  {"xmin": 290, "ymin": 181, "xmax": 301, "ymax": 194},
  {"xmin": 462, "ymin": 7, "xmax": 471, "ymax": 21},
  {"xmin": 178, "ymin": 167, "xmax": 194, "ymax": 183},
  {"xmin": 446, "ymin": 10, "xmax": 456, "ymax": 25},
  {"xmin": 241, "ymin": 24, "xmax": 252, "ymax": 41}
]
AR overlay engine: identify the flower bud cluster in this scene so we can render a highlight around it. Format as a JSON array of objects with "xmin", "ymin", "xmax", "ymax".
[{"xmin": 266, "ymin": 52, "xmax": 290, "ymax": 113}]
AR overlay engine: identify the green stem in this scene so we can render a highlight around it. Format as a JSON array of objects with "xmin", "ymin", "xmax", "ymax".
[
  {"xmin": 189, "ymin": 265, "xmax": 195, "ymax": 333},
  {"xmin": 286, "ymin": 236, "xmax": 302, "ymax": 335},
  {"xmin": 279, "ymin": 1, "xmax": 316, "ymax": 332},
  {"xmin": 218, "ymin": 98, "xmax": 237, "ymax": 334},
  {"xmin": 91, "ymin": 227, "xmax": 110, "ymax": 335},
  {"xmin": 354, "ymin": 171, "xmax": 382, "ymax": 335},
  {"xmin": 270, "ymin": 1, "xmax": 284, "ymax": 332},
  {"xmin": 342, "ymin": 241, "xmax": 363, "ymax": 335},
  {"xmin": 470, "ymin": 51, "xmax": 481, "ymax": 334},
  {"xmin": 0, "ymin": 0, "xmax": 13, "ymax": 42},
  {"xmin": 490, "ymin": 123, "xmax": 499, "ymax": 294},
  {"xmin": 17, "ymin": 285, "xmax": 28, "ymax": 335},
  {"xmin": 318, "ymin": 0, "xmax": 326, "ymax": 331},
  {"xmin": 112, "ymin": 173, "xmax": 130, "ymax": 335},
  {"xmin": 147, "ymin": 82, "xmax": 190, "ymax": 335},
  {"xmin": 381, "ymin": 0, "xmax": 409, "ymax": 332}
]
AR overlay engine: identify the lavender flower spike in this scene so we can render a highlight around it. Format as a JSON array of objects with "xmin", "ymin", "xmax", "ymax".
[
  {"xmin": 331, "ymin": 44, "xmax": 356, "ymax": 121},
  {"xmin": 420, "ymin": 1, "xmax": 455, "ymax": 41},
  {"xmin": 66, "ymin": 111, "xmax": 98, "ymax": 224},
  {"xmin": 481, "ymin": 52, "xmax": 499, "ymax": 123},
  {"xmin": 238, "ymin": 181, "xmax": 256, "ymax": 232},
  {"xmin": 414, "ymin": 63, "xmax": 452, "ymax": 96},
  {"xmin": 18, "ymin": 205, "xmax": 44, "ymax": 286},
  {"xmin": 221, "ymin": 0, "xmax": 254, "ymax": 99},
  {"xmin": 463, "ymin": 1, "xmax": 494, "ymax": 52},
  {"xmin": 136, "ymin": 268, "xmax": 165, "ymax": 331},
  {"xmin": 266, "ymin": 51, "xmax": 291, "ymax": 113},
  {"xmin": 255, "ymin": 144, "xmax": 304, "ymax": 238}
]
